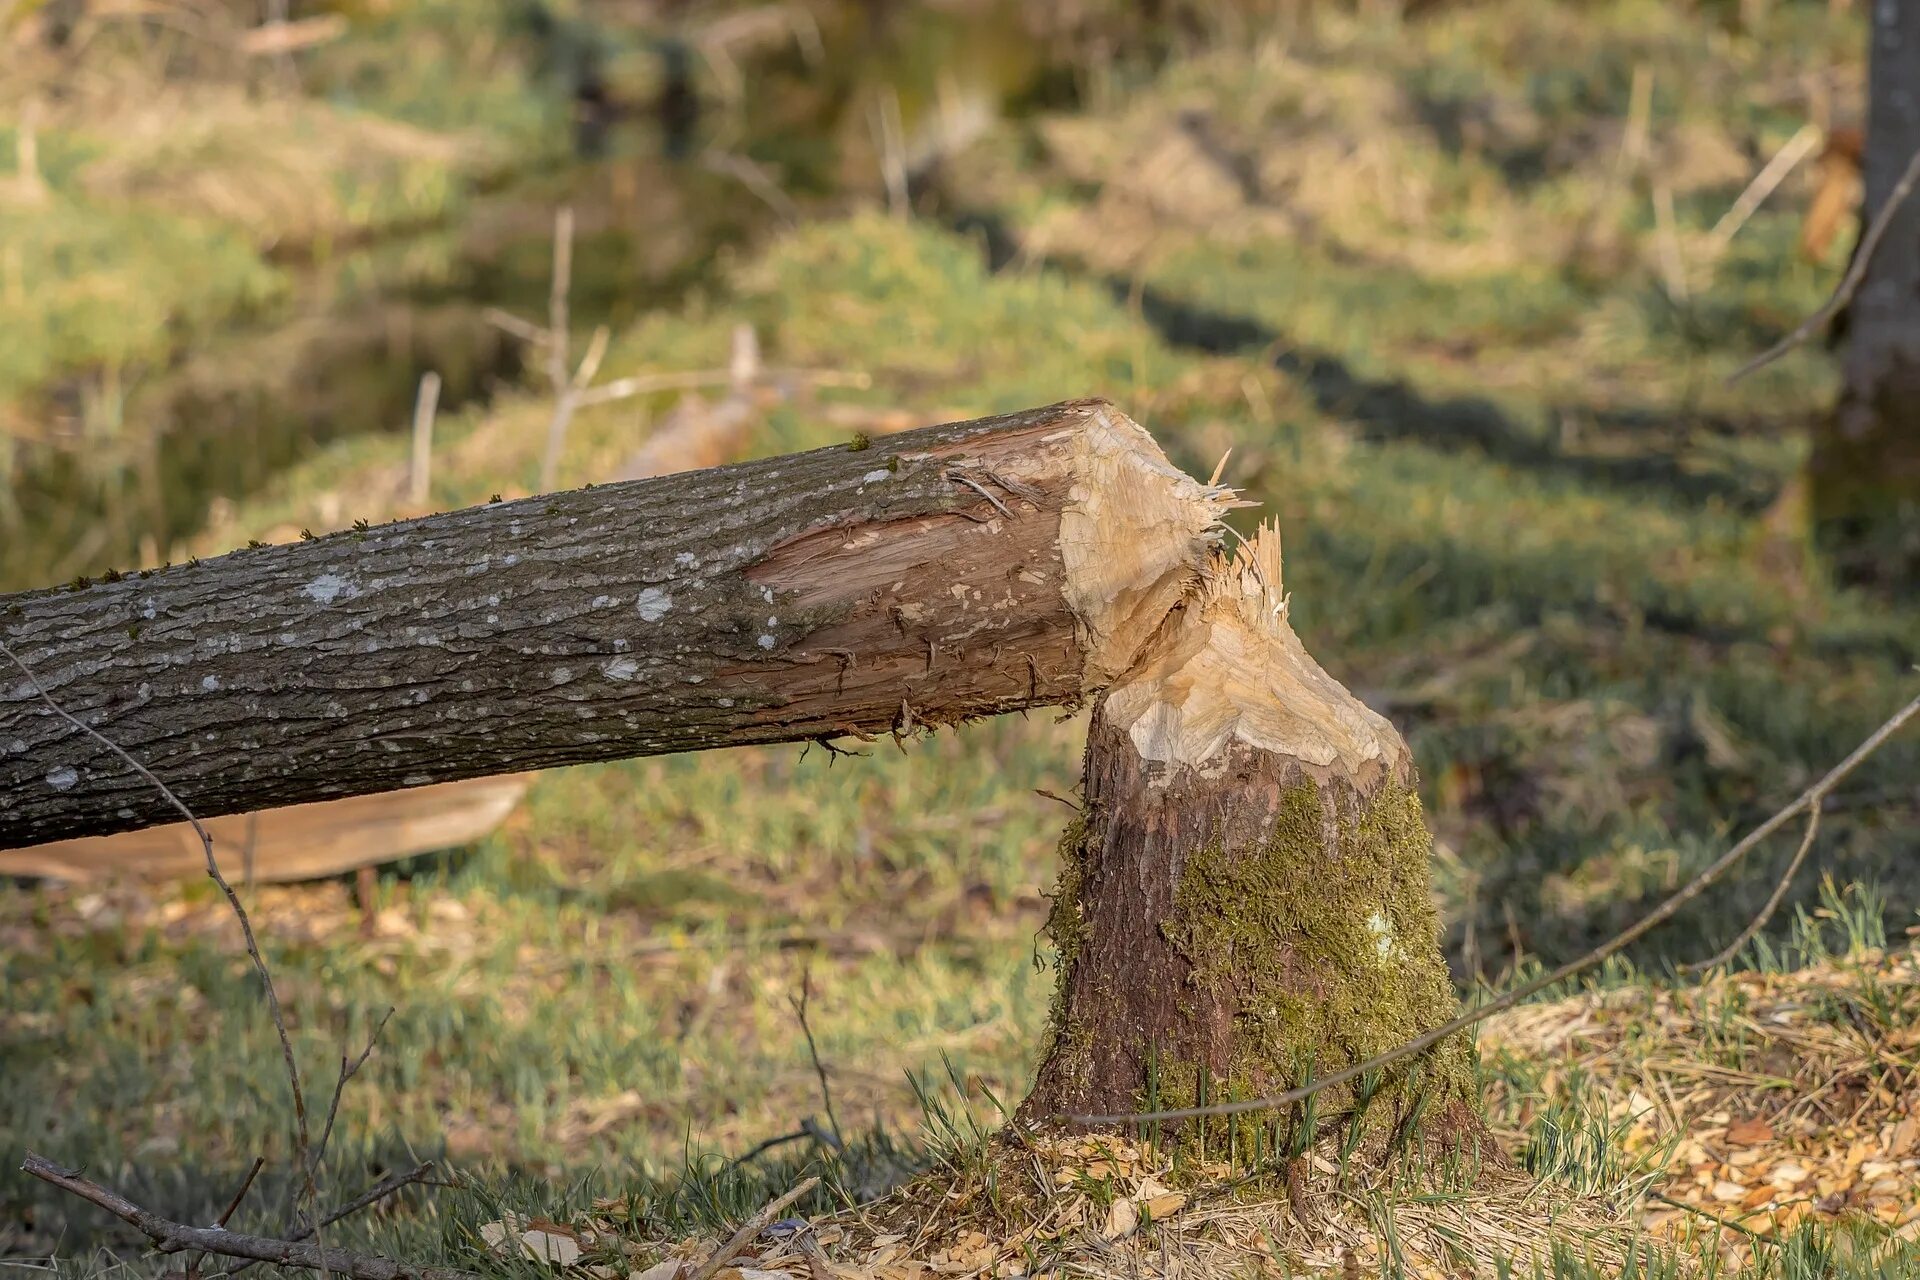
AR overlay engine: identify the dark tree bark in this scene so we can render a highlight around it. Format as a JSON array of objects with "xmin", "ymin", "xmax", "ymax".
[
  {"xmin": 1019, "ymin": 529, "xmax": 1480, "ymax": 1151},
  {"xmin": 1813, "ymin": 0, "xmax": 1920, "ymax": 587},
  {"xmin": 1, "ymin": 400, "xmax": 1228, "ymax": 848}
]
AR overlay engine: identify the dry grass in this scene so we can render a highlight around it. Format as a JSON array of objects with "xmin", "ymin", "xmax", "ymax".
[
  {"xmin": 1482, "ymin": 933, "xmax": 1920, "ymax": 1272},
  {"xmin": 478, "ymin": 1125, "xmax": 1636, "ymax": 1279}
]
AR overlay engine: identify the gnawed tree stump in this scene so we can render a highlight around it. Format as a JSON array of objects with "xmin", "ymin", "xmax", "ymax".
[
  {"xmin": 1020, "ymin": 527, "xmax": 1480, "ymax": 1152},
  {"xmin": 1, "ymin": 400, "xmax": 1230, "ymax": 848}
]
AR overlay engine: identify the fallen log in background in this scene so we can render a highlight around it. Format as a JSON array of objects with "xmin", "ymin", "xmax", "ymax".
[
  {"xmin": 1, "ymin": 399, "xmax": 1230, "ymax": 848},
  {"xmin": 0, "ymin": 775, "xmax": 534, "ymax": 883}
]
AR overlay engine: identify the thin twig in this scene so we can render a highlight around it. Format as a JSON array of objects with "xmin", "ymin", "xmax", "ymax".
[
  {"xmin": 1649, "ymin": 1191, "xmax": 1776, "ymax": 1246},
  {"xmin": 546, "ymin": 207, "xmax": 574, "ymax": 391},
  {"xmin": 1062, "ymin": 692, "xmax": 1920, "ymax": 1126},
  {"xmin": 1681, "ymin": 801, "xmax": 1823, "ymax": 974},
  {"xmin": 1729, "ymin": 143, "xmax": 1920, "ymax": 383},
  {"xmin": 20, "ymin": 1155, "xmax": 474, "ymax": 1280},
  {"xmin": 873, "ymin": 87, "xmax": 909, "ymax": 220},
  {"xmin": 217, "ymin": 1157, "xmax": 268, "ymax": 1228},
  {"xmin": 688, "ymin": 1176, "xmax": 821, "ymax": 1280},
  {"xmin": 539, "ymin": 207, "xmax": 578, "ymax": 494},
  {"xmin": 789, "ymin": 967, "xmax": 843, "ymax": 1148},
  {"xmin": 0, "ymin": 642, "xmax": 328, "ymax": 1265},
  {"xmin": 574, "ymin": 369, "xmax": 736, "ymax": 407},
  {"xmin": 1705, "ymin": 123, "xmax": 1823, "ymax": 256},
  {"xmin": 220, "ymin": 1163, "xmax": 441, "ymax": 1278},
  {"xmin": 313, "ymin": 1008, "xmax": 395, "ymax": 1176},
  {"xmin": 408, "ymin": 372, "xmax": 441, "ymax": 508},
  {"xmin": 701, "ymin": 151, "xmax": 801, "ymax": 226},
  {"xmin": 575, "ymin": 366, "xmax": 866, "ymax": 409},
  {"xmin": 722, "ymin": 1129, "xmax": 810, "ymax": 1172},
  {"xmin": 1652, "ymin": 182, "xmax": 1691, "ymax": 305},
  {"xmin": 571, "ymin": 326, "xmax": 611, "ymax": 392},
  {"xmin": 479, "ymin": 308, "xmax": 549, "ymax": 347}
]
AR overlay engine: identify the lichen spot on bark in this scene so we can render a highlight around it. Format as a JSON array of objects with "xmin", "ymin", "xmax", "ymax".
[
  {"xmin": 636, "ymin": 588, "xmax": 673, "ymax": 622},
  {"xmin": 302, "ymin": 573, "xmax": 358, "ymax": 604}
]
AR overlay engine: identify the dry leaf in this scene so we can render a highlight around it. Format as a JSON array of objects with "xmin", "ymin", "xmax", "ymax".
[
  {"xmin": 1103, "ymin": 1197, "xmax": 1138, "ymax": 1240},
  {"xmin": 1725, "ymin": 1117, "xmax": 1773, "ymax": 1146},
  {"xmin": 1769, "ymin": 1162, "xmax": 1809, "ymax": 1188},
  {"xmin": 1143, "ymin": 1192, "xmax": 1187, "ymax": 1220},
  {"xmin": 631, "ymin": 1262, "xmax": 683, "ymax": 1280},
  {"xmin": 480, "ymin": 1218, "xmax": 582, "ymax": 1267}
]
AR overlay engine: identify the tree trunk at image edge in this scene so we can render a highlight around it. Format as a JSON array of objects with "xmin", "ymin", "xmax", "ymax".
[
  {"xmin": 1814, "ymin": 0, "xmax": 1920, "ymax": 587},
  {"xmin": 1020, "ymin": 527, "xmax": 1482, "ymax": 1155},
  {"xmin": 1, "ymin": 401, "xmax": 1230, "ymax": 848}
]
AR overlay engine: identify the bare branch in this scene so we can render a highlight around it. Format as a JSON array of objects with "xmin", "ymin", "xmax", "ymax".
[
  {"xmin": 788, "ymin": 967, "xmax": 842, "ymax": 1149},
  {"xmin": 688, "ymin": 1176, "xmax": 820, "ymax": 1280},
  {"xmin": 539, "ymin": 207, "xmax": 579, "ymax": 493},
  {"xmin": 217, "ymin": 1157, "xmax": 268, "ymax": 1228},
  {"xmin": 408, "ymin": 372, "xmax": 441, "ymax": 509},
  {"xmin": 546, "ymin": 207, "xmax": 574, "ymax": 390},
  {"xmin": 479, "ymin": 308, "xmax": 549, "ymax": 347},
  {"xmin": 313, "ymin": 1008, "xmax": 395, "ymax": 1176},
  {"xmin": 21, "ymin": 1155, "xmax": 473, "ymax": 1280},
  {"xmin": 1705, "ymin": 123, "xmax": 1823, "ymax": 257},
  {"xmin": 571, "ymin": 326, "xmax": 611, "ymax": 392},
  {"xmin": 220, "ymin": 1163, "xmax": 441, "ymax": 1278},
  {"xmin": 1680, "ymin": 800, "xmax": 1823, "ymax": 974},
  {"xmin": 701, "ymin": 151, "xmax": 801, "ymax": 226},
  {"xmin": 1729, "ymin": 143, "xmax": 1920, "ymax": 383},
  {"xmin": 1062, "ymin": 691, "xmax": 1920, "ymax": 1126}
]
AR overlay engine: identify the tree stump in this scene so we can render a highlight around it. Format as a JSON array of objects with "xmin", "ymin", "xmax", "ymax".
[{"xmin": 1020, "ymin": 527, "xmax": 1480, "ymax": 1154}]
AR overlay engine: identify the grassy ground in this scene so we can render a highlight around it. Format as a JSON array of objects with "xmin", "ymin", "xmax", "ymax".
[{"xmin": 5, "ymin": 0, "xmax": 1920, "ymax": 1275}]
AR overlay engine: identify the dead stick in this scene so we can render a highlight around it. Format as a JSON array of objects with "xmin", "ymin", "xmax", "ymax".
[
  {"xmin": 539, "ymin": 207, "xmax": 578, "ymax": 493},
  {"xmin": 789, "ymin": 967, "xmax": 843, "ymax": 1147},
  {"xmin": 1729, "ymin": 143, "xmax": 1920, "ymax": 383},
  {"xmin": 408, "ymin": 373, "xmax": 441, "ymax": 509},
  {"xmin": 20, "ymin": 1154, "xmax": 475, "ymax": 1280},
  {"xmin": 688, "ymin": 1175, "xmax": 820, "ymax": 1280},
  {"xmin": 313, "ymin": 1008, "xmax": 395, "ymax": 1177},
  {"xmin": 1648, "ymin": 1191, "xmax": 1776, "ymax": 1246},
  {"xmin": 217, "ymin": 1157, "xmax": 268, "ymax": 1228},
  {"xmin": 220, "ymin": 1163, "xmax": 440, "ymax": 1278},
  {"xmin": 1064, "ymin": 691, "xmax": 1920, "ymax": 1125},
  {"xmin": 1680, "ymin": 800, "xmax": 1823, "ymax": 974}
]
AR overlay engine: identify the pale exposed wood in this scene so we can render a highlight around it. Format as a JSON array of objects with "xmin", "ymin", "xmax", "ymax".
[
  {"xmin": 1, "ymin": 399, "xmax": 1230, "ymax": 848},
  {"xmin": 0, "ymin": 774, "xmax": 532, "ymax": 882}
]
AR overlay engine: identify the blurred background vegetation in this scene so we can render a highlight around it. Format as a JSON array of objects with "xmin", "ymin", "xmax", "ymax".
[{"xmin": 3, "ymin": 0, "xmax": 1918, "ymax": 1265}]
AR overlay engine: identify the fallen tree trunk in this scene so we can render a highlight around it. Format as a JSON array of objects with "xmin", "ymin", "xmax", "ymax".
[
  {"xmin": 1, "ymin": 400, "xmax": 1229, "ymax": 848},
  {"xmin": 1020, "ymin": 525, "xmax": 1483, "ymax": 1155}
]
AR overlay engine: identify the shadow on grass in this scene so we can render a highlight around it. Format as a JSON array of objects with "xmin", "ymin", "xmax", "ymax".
[{"xmin": 949, "ymin": 209, "xmax": 1781, "ymax": 516}]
